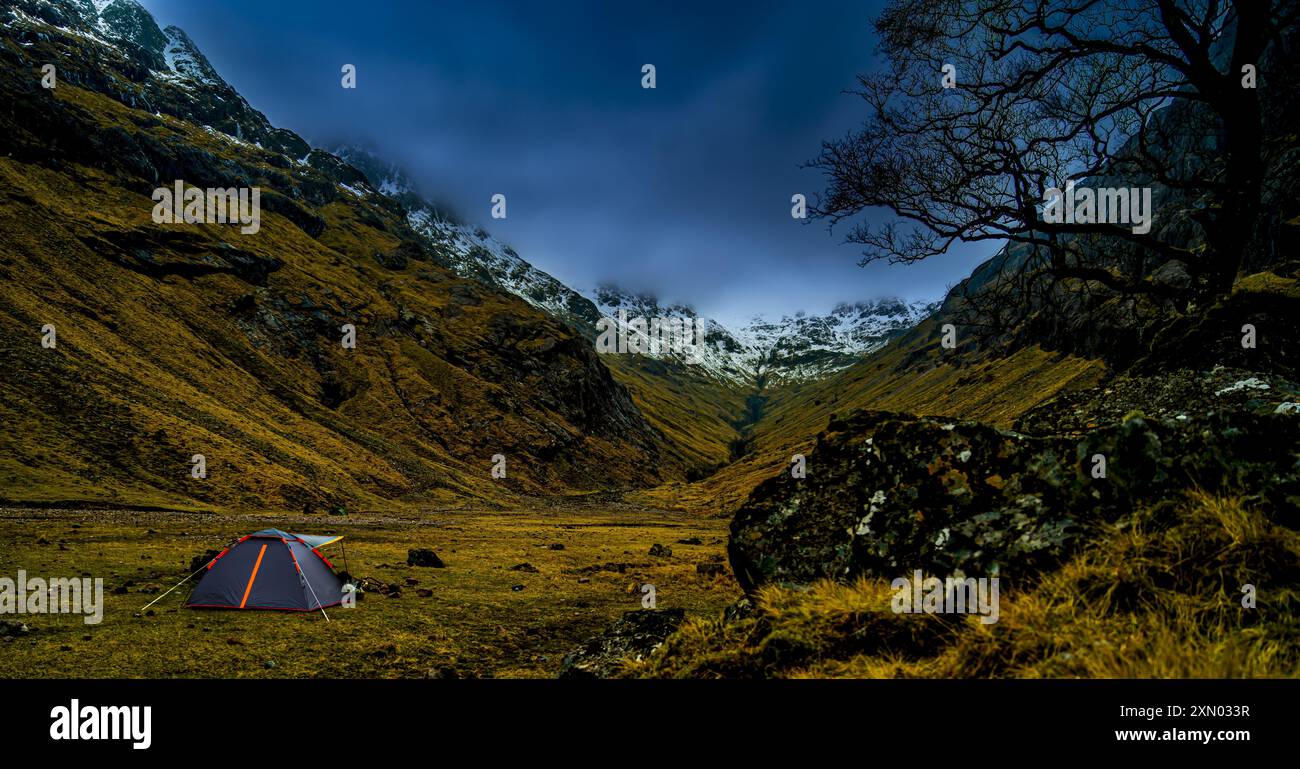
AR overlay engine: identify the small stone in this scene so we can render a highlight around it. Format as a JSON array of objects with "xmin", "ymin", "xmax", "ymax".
[
  {"xmin": 407, "ymin": 548, "xmax": 445, "ymax": 568},
  {"xmin": 696, "ymin": 562, "xmax": 727, "ymax": 577}
]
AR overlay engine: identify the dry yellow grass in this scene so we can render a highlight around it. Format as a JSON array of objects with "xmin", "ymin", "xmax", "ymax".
[{"xmin": 625, "ymin": 492, "xmax": 1300, "ymax": 678}]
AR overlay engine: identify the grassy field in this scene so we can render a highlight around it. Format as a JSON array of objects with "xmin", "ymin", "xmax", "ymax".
[{"xmin": 0, "ymin": 499, "xmax": 733, "ymax": 678}]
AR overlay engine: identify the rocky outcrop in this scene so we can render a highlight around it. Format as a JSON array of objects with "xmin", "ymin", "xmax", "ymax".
[
  {"xmin": 558, "ymin": 609, "xmax": 685, "ymax": 679},
  {"xmin": 728, "ymin": 379, "xmax": 1300, "ymax": 592}
]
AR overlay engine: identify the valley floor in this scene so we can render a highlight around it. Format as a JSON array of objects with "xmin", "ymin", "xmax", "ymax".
[{"xmin": 0, "ymin": 501, "xmax": 733, "ymax": 678}]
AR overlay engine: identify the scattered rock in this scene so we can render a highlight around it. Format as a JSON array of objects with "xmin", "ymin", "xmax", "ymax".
[
  {"xmin": 0, "ymin": 619, "xmax": 29, "ymax": 636},
  {"xmin": 547, "ymin": 543, "xmax": 565, "ymax": 550},
  {"xmin": 565, "ymin": 562, "xmax": 648, "ymax": 575},
  {"xmin": 676, "ymin": 537, "xmax": 703, "ymax": 545},
  {"xmin": 509, "ymin": 562, "xmax": 539, "ymax": 573},
  {"xmin": 648, "ymin": 544, "xmax": 672, "ymax": 558},
  {"xmin": 696, "ymin": 562, "xmax": 727, "ymax": 578},
  {"xmin": 189, "ymin": 549, "xmax": 223, "ymax": 573},
  {"xmin": 407, "ymin": 548, "xmax": 445, "ymax": 568},
  {"xmin": 559, "ymin": 609, "xmax": 686, "ymax": 679},
  {"xmin": 724, "ymin": 597, "xmax": 755, "ymax": 621},
  {"xmin": 416, "ymin": 588, "xmax": 432, "ymax": 597},
  {"xmin": 426, "ymin": 664, "xmax": 477, "ymax": 679},
  {"xmin": 511, "ymin": 584, "xmax": 525, "ymax": 592}
]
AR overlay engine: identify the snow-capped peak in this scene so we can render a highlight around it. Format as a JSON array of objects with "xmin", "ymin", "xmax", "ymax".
[
  {"xmin": 589, "ymin": 288, "xmax": 937, "ymax": 386},
  {"xmin": 341, "ymin": 145, "xmax": 936, "ymax": 387}
]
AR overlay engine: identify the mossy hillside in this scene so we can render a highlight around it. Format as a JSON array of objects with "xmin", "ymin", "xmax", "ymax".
[
  {"xmin": 602, "ymin": 354, "xmax": 751, "ymax": 471},
  {"xmin": 0, "ymin": 72, "xmax": 690, "ymax": 513}
]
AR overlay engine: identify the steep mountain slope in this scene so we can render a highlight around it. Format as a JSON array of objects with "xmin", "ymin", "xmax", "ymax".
[
  {"xmin": 334, "ymin": 146, "xmax": 607, "ymax": 334},
  {"xmin": 0, "ymin": 0, "xmax": 693, "ymax": 511},
  {"xmin": 332, "ymin": 146, "xmax": 939, "ymax": 472},
  {"xmin": 334, "ymin": 146, "xmax": 937, "ymax": 389},
  {"xmin": 330, "ymin": 146, "xmax": 753, "ymax": 468}
]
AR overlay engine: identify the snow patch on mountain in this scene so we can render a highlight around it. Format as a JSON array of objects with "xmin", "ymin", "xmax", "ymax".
[
  {"xmin": 406, "ymin": 208, "xmax": 595, "ymax": 324},
  {"xmin": 337, "ymin": 145, "xmax": 937, "ymax": 386},
  {"xmin": 160, "ymin": 26, "xmax": 219, "ymax": 87},
  {"xmin": 589, "ymin": 287, "xmax": 936, "ymax": 386}
]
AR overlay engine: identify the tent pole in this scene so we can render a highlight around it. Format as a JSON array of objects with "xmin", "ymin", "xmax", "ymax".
[{"xmin": 299, "ymin": 567, "xmax": 331, "ymax": 622}]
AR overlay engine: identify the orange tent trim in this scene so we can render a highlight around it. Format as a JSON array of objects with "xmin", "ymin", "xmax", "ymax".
[{"xmin": 238, "ymin": 543, "xmax": 269, "ymax": 609}]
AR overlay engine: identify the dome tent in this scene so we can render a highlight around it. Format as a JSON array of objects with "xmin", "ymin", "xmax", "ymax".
[{"xmin": 185, "ymin": 529, "xmax": 346, "ymax": 612}]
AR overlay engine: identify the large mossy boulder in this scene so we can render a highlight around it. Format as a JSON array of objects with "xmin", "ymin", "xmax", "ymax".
[{"xmin": 728, "ymin": 398, "xmax": 1300, "ymax": 593}]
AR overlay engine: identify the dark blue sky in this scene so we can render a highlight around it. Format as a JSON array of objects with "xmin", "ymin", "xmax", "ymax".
[{"xmin": 140, "ymin": 0, "xmax": 999, "ymax": 325}]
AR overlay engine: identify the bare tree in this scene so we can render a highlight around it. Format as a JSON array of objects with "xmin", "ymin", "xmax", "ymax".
[{"xmin": 811, "ymin": 0, "xmax": 1298, "ymax": 354}]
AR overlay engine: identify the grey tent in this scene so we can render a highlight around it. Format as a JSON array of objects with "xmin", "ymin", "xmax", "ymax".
[{"xmin": 185, "ymin": 529, "xmax": 345, "ymax": 612}]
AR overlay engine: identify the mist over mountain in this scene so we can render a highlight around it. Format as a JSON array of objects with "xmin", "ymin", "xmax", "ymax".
[{"xmin": 335, "ymin": 146, "xmax": 938, "ymax": 385}]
